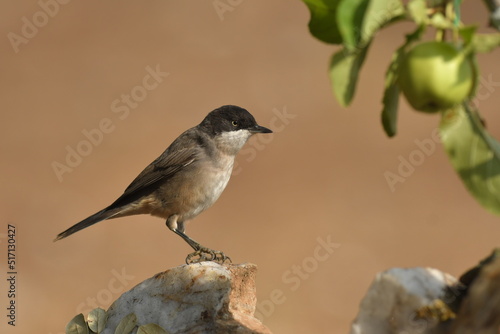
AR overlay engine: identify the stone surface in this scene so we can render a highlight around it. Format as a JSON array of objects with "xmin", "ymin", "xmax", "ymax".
[
  {"xmin": 102, "ymin": 262, "xmax": 272, "ymax": 334},
  {"xmin": 349, "ymin": 267, "xmax": 457, "ymax": 334},
  {"xmin": 450, "ymin": 257, "xmax": 500, "ymax": 334}
]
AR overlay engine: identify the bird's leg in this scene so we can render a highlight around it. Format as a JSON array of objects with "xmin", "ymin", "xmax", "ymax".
[{"xmin": 172, "ymin": 229, "xmax": 231, "ymax": 265}]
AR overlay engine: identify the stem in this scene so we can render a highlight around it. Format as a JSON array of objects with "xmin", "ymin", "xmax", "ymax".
[
  {"xmin": 436, "ymin": 29, "xmax": 445, "ymax": 42},
  {"xmin": 453, "ymin": 0, "xmax": 463, "ymax": 27},
  {"xmin": 444, "ymin": 0, "xmax": 462, "ymax": 44}
]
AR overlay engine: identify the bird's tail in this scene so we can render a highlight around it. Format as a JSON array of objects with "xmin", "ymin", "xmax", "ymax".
[{"xmin": 54, "ymin": 208, "xmax": 121, "ymax": 242}]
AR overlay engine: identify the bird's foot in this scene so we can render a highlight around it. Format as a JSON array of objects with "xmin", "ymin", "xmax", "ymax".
[{"xmin": 185, "ymin": 247, "xmax": 232, "ymax": 265}]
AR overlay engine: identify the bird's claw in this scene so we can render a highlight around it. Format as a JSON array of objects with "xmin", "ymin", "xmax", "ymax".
[{"xmin": 185, "ymin": 248, "xmax": 232, "ymax": 265}]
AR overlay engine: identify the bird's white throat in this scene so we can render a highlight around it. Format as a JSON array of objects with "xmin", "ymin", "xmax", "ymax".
[{"xmin": 215, "ymin": 129, "xmax": 253, "ymax": 156}]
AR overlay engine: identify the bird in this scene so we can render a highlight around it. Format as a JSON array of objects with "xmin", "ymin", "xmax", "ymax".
[{"xmin": 54, "ymin": 105, "xmax": 272, "ymax": 264}]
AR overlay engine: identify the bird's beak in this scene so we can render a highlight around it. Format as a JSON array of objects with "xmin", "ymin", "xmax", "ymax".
[{"xmin": 250, "ymin": 124, "xmax": 273, "ymax": 134}]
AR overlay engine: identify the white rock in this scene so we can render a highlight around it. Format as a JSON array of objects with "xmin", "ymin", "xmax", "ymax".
[
  {"xmin": 102, "ymin": 262, "xmax": 272, "ymax": 334},
  {"xmin": 349, "ymin": 267, "xmax": 457, "ymax": 334}
]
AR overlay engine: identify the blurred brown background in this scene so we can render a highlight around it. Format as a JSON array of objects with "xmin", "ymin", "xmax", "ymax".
[{"xmin": 1, "ymin": 1, "xmax": 500, "ymax": 333}]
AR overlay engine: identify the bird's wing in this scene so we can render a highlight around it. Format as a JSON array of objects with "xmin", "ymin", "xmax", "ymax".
[{"xmin": 107, "ymin": 146, "xmax": 197, "ymax": 209}]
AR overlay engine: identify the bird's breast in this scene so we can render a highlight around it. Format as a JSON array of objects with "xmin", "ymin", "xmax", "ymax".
[
  {"xmin": 189, "ymin": 154, "xmax": 234, "ymax": 213},
  {"xmin": 150, "ymin": 152, "xmax": 235, "ymax": 221}
]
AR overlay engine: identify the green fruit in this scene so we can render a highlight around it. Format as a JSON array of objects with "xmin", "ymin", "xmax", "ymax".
[{"xmin": 398, "ymin": 41, "xmax": 474, "ymax": 113}]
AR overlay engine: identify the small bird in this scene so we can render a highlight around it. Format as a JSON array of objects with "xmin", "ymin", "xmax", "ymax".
[{"xmin": 55, "ymin": 105, "xmax": 272, "ymax": 263}]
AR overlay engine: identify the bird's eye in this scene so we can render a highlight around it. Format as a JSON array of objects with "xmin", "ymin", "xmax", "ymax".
[{"xmin": 232, "ymin": 120, "xmax": 239, "ymax": 127}]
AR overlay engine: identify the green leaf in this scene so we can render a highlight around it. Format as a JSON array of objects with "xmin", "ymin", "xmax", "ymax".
[
  {"xmin": 87, "ymin": 308, "xmax": 107, "ymax": 334},
  {"xmin": 362, "ymin": 0, "xmax": 405, "ymax": 43},
  {"xmin": 329, "ymin": 44, "xmax": 370, "ymax": 107},
  {"xmin": 440, "ymin": 104, "xmax": 500, "ymax": 215},
  {"xmin": 457, "ymin": 27, "xmax": 480, "ymax": 99},
  {"xmin": 472, "ymin": 33, "xmax": 500, "ymax": 53},
  {"xmin": 137, "ymin": 323, "xmax": 169, "ymax": 334},
  {"xmin": 381, "ymin": 55, "xmax": 400, "ymax": 137},
  {"xmin": 337, "ymin": 0, "xmax": 405, "ymax": 50},
  {"xmin": 66, "ymin": 314, "xmax": 90, "ymax": 334},
  {"xmin": 458, "ymin": 25, "xmax": 477, "ymax": 45},
  {"xmin": 329, "ymin": 0, "xmax": 404, "ymax": 106},
  {"xmin": 468, "ymin": 53, "xmax": 480, "ymax": 99},
  {"xmin": 429, "ymin": 12, "xmax": 452, "ymax": 29},
  {"xmin": 302, "ymin": 0, "xmax": 343, "ymax": 44},
  {"xmin": 114, "ymin": 313, "xmax": 138, "ymax": 334},
  {"xmin": 407, "ymin": 0, "xmax": 427, "ymax": 25},
  {"xmin": 381, "ymin": 25, "xmax": 425, "ymax": 136},
  {"xmin": 337, "ymin": 0, "xmax": 369, "ymax": 50}
]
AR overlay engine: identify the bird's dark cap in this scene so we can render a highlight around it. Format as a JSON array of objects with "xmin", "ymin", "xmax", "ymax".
[{"xmin": 199, "ymin": 105, "xmax": 272, "ymax": 136}]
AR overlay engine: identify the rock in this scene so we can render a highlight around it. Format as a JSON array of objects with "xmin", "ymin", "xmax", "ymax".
[
  {"xmin": 102, "ymin": 262, "xmax": 272, "ymax": 334},
  {"xmin": 450, "ymin": 257, "xmax": 500, "ymax": 334},
  {"xmin": 349, "ymin": 267, "xmax": 457, "ymax": 334}
]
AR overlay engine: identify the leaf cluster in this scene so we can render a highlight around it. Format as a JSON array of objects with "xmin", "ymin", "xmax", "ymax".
[
  {"xmin": 65, "ymin": 308, "xmax": 169, "ymax": 334},
  {"xmin": 302, "ymin": 0, "xmax": 500, "ymax": 215}
]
